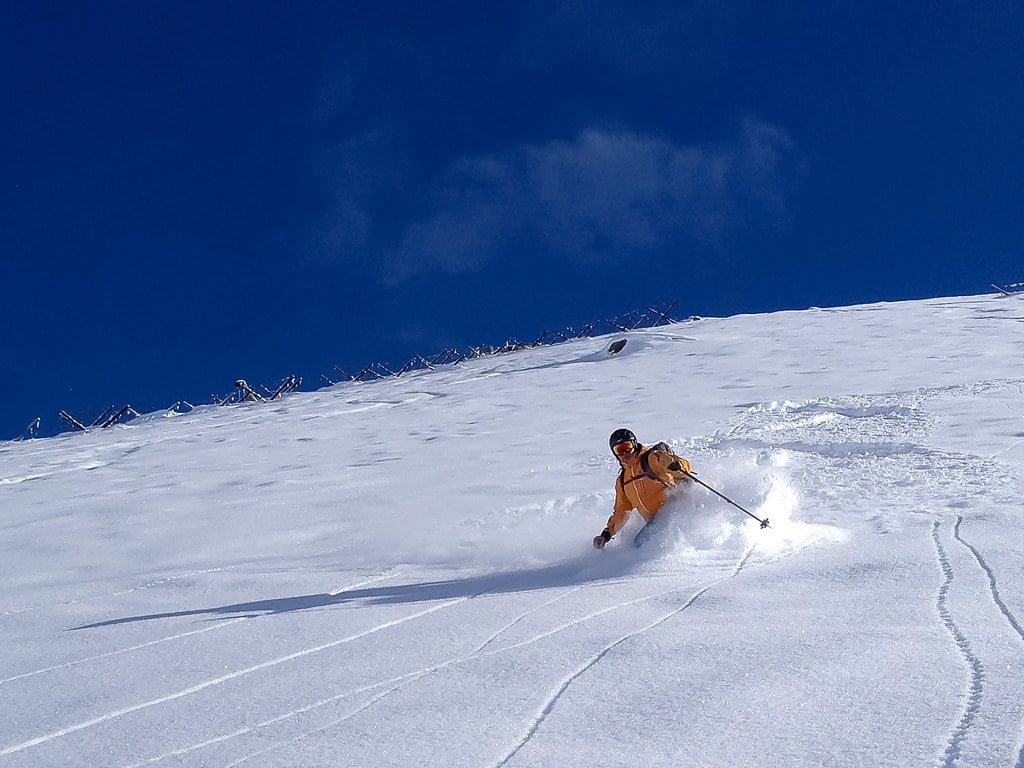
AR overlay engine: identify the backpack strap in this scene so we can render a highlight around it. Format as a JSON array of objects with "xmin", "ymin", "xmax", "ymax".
[
  {"xmin": 638, "ymin": 446, "xmax": 672, "ymax": 487},
  {"xmin": 618, "ymin": 444, "xmax": 684, "ymax": 487},
  {"xmin": 619, "ymin": 445, "xmax": 673, "ymax": 489}
]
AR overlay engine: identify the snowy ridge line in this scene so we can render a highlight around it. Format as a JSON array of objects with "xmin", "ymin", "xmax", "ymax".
[
  {"xmin": 491, "ymin": 538, "xmax": 762, "ymax": 768},
  {"xmin": 951, "ymin": 517, "xmax": 1024, "ymax": 768},
  {"xmin": 6, "ymin": 301, "xmax": 681, "ymax": 440},
  {"xmin": 320, "ymin": 301, "xmax": 682, "ymax": 387},
  {"xmin": 0, "ymin": 596, "xmax": 470, "ymax": 758},
  {"xmin": 124, "ymin": 576, "xmax": 720, "ymax": 767},
  {"xmin": 932, "ymin": 517, "xmax": 986, "ymax": 768}
]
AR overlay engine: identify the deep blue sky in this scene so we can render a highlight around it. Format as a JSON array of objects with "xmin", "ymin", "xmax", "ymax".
[{"xmin": 3, "ymin": 1, "xmax": 1022, "ymax": 438}]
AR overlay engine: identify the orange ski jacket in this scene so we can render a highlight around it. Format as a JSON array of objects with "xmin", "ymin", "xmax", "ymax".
[{"xmin": 604, "ymin": 443, "xmax": 692, "ymax": 536}]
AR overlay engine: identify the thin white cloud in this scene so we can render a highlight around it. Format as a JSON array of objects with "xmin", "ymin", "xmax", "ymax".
[{"xmin": 383, "ymin": 119, "xmax": 802, "ymax": 280}]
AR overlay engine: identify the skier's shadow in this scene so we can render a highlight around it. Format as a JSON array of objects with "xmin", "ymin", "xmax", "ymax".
[{"xmin": 71, "ymin": 556, "xmax": 638, "ymax": 630}]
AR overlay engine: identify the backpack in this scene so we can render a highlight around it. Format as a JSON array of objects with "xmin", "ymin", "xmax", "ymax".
[{"xmin": 618, "ymin": 442, "xmax": 683, "ymax": 491}]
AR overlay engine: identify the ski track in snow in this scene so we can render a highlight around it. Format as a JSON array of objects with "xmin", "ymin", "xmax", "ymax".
[
  {"xmin": 13, "ymin": 352, "xmax": 1023, "ymax": 765},
  {"xmin": 1, "ymin": 510, "xmax": 801, "ymax": 767},
  {"xmin": 0, "ymin": 617, "xmax": 250, "ymax": 686},
  {"xmin": 0, "ymin": 596, "xmax": 471, "ymax": 759},
  {"xmin": 6, "ymin": 391, "xmax": 835, "ymax": 765},
  {"xmin": 471, "ymin": 585, "xmax": 586, "ymax": 655},
  {"xmin": 490, "ymin": 537, "xmax": 762, "ymax": 768},
  {"xmin": 952, "ymin": 517, "xmax": 1024, "ymax": 650},
  {"xmin": 713, "ymin": 386, "xmax": 1024, "ymax": 765},
  {"xmin": 29, "ymin": 567, "xmax": 580, "ymax": 767},
  {"xmin": 121, "ymin": 543, "xmax": 792, "ymax": 768},
  {"xmin": 932, "ymin": 517, "xmax": 986, "ymax": 768},
  {"xmin": 124, "ymin": 576, "xmax": 717, "ymax": 767},
  {"xmin": 951, "ymin": 517, "xmax": 1024, "ymax": 768},
  {"xmin": 0, "ymin": 571, "xmax": 399, "ymax": 687}
]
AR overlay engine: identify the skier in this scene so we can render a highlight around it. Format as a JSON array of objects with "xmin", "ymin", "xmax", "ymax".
[{"xmin": 593, "ymin": 428, "xmax": 693, "ymax": 549}]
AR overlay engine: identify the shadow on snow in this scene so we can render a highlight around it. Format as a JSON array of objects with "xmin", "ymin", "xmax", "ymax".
[{"xmin": 71, "ymin": 554, "xmax": 646, "ymax": 630}]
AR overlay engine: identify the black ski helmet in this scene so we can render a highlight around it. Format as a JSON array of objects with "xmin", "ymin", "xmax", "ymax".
[{"xmin": 609, "ymin": 428, "xmax": 638, "ymax": 453}]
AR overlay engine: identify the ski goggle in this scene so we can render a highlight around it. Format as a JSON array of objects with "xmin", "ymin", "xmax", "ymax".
[{"xmin": 611, "ymin": 440, "xmax": 636, "ymax": 457}]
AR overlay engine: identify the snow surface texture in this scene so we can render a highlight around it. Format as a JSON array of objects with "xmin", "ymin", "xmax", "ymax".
[{"xmin": 3, "ymin": 294, "xmax": 1024, "ymax": 767}]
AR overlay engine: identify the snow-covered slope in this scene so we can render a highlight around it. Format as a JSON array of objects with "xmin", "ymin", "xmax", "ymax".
[{"xmin": 2, "ymin": 294, "xmax": 1024, "ymax": 767}]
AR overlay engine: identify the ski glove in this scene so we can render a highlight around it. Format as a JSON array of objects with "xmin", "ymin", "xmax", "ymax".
[{"xmin": 593, "ymin": 528, "xmax": 612, "ymax": 550}]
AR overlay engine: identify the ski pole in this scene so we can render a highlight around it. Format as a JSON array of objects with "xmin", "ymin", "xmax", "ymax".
[{"xmin": 684, "ymin": 472, "xmax": 770, "ymax": 529}]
